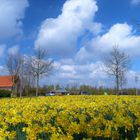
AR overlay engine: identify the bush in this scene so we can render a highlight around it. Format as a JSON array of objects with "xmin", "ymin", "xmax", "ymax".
[{"xmin": 0, "ymin": 90, "xmax": 11, "ymax": 97}]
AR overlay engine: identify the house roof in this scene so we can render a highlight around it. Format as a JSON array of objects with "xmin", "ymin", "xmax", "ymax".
[
  {"xmin": 55, "ymin": 88, "xmax": 69, "ymax": 93},
  {"xmin": 0, "ymin": 76, "xmax": 14, "ymax": 87}
]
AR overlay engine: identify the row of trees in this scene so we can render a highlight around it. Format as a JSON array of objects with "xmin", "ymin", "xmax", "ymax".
[
  {"xmin": 4, "ymin": 45, "xmax": 132, "ymax": 96},
  {"xmin": 5, "ymin": 46, "xmax": 53, "ymax": 97},
  {"xmin": 38, "ymin": 46, "xmax": 131, "ymax": 95},
  {"xmin": 32, "ymin": 84, "xmax": 138, "ymax": 95}
]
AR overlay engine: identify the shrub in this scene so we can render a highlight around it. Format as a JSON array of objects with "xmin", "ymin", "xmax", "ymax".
[{"xmin": 0, "ymin": 90, "xmax": 11, "ymax": 97}]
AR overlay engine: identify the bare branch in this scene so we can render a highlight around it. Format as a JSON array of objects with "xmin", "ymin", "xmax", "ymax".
[
  {"xmin": 28, "ymin": 46, "xmax": 54, "ymax": 96},
  {"xmin": 104, "ymin": 45, "xmax": 131, "ymax": 93}
]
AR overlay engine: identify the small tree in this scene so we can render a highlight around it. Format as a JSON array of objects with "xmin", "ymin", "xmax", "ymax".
[
  {"xmin": 22, "ymin": 56, "xmax": 36, "ymax": 96},
  {"xmin": 104, "ymin": 46, "xmax": 130, "ymax": 94},
  {"xmin": 6, "ymin": 52, "xmax": 23, "ymax": 96},
  {"xmin": 29, "ymin": 46, "xmax": 53, "ymax": 96}
]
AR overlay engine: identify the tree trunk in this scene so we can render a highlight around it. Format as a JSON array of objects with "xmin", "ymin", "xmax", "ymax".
[
  {"xmin": 116, "ymin": 74, "xmax": 119, "ymax": 95},
  {"xmin": 11, "ymin": 77, "xmax": 15, "ymax": 97},
  {"xmin": 36, "ymin": 75, "xmax": 39, "ymax": 96},
  {"xmin": 19, "ymin": 86, "xmax": 22, "ymax": 98},
  {"xmin": 19, "ymin": 79, "xmax": 22, "ymax": 98},
  {"xmin": 20, "ymin": 61, "xmax": 23, "ymax": 98}
]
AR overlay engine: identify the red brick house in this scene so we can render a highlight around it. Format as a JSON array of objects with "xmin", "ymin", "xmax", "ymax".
[{"xmin": 0, "ymin": 76, "xmax": 14, "ymax": 91}]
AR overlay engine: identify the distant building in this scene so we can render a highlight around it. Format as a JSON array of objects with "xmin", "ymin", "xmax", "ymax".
[
  {"xmin": 0, "ymin": 76, "xmax": 14, "ymax": 91},
  {"xmin": 52, "ymin": 88, "xmax": 69, "ymax": 95}
]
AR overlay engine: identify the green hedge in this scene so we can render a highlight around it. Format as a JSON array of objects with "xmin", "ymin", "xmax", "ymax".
[{"xmin": 0, "ymin": 90, "xmax": 11, "ymax": 97}]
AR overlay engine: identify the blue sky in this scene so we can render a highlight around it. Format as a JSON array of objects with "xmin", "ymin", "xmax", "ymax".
[{"xmin": 0, "ymin": 0, "xmax": 140, "ymax": 87}]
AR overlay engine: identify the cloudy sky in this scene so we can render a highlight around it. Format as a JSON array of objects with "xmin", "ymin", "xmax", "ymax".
[{"xmin": 0, "ymin": 0, "xmax": 140, "ymax": 87}]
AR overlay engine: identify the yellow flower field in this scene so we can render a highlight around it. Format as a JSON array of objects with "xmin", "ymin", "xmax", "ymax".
[{"xmin": 0, "ymin": 95, "xmax": 140, "ymax": 140}]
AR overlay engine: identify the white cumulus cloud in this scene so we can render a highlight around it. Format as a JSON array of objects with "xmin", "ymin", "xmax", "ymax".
[
  {"xmin": 0, "ymin": 0, "xmax": 29, "ymax": 39},
  {"xmin": 85, "ymin": 23, "xmax": 140, "ymax": 58},
  {"xmin": 131, "ymin": 0, "xmax": 140, "ymax": 5},
  {"xmin": 35, "ymin": 0, "xmax": 101, "ymax": 55},
  {"xmin": 8, "ymin": 45, "xmax": 19, "ymax": 55},
  {"xmin": 43, "ymin": 58, "xmax": 139, "ymax": 88},
  {"xmin": 44, "ymin": 59, "xmax": 110, "ymax": 87}
]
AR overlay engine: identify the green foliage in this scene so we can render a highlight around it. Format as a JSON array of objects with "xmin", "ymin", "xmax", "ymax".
[{"xmin": 0, "ymin": 90, "xmax": 11, "ymax": 97}]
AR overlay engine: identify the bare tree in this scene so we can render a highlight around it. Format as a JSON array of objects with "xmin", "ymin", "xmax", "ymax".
[
  {"xmin": 29, "ymin": 46, "xmax": 53, "ymax": 96},
  {"xmin": 6, "ymin": 53, "xmax": 23, "ymax": 96},
  {"xmin": 22, "ymin": 57, "xmax": 36, "ymax": 96},
  {"xmin": 104, "ymin": 46, "xmax": 130, "ymax": 94},
  {"xmin": 119, "ymin": 71, "xmax": 127, "ymax": 90}
]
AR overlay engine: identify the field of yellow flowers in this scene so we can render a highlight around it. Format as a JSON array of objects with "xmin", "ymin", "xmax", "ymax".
[{"xmin": 0, "ymin": 95, "xmax": 140, "ymax": 140}]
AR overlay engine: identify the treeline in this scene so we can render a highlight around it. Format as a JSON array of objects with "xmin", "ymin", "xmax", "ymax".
[
  {"xmin": 2, "ymin": 45, "xmax": 138, "ymax": 97},
  {"xmin": 0, "ymin": 85, "xmax": 138, "ymax": 97},
  {"xmin": 22, "ymin": 85, "xmax": 139, "ymax": 96}
]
